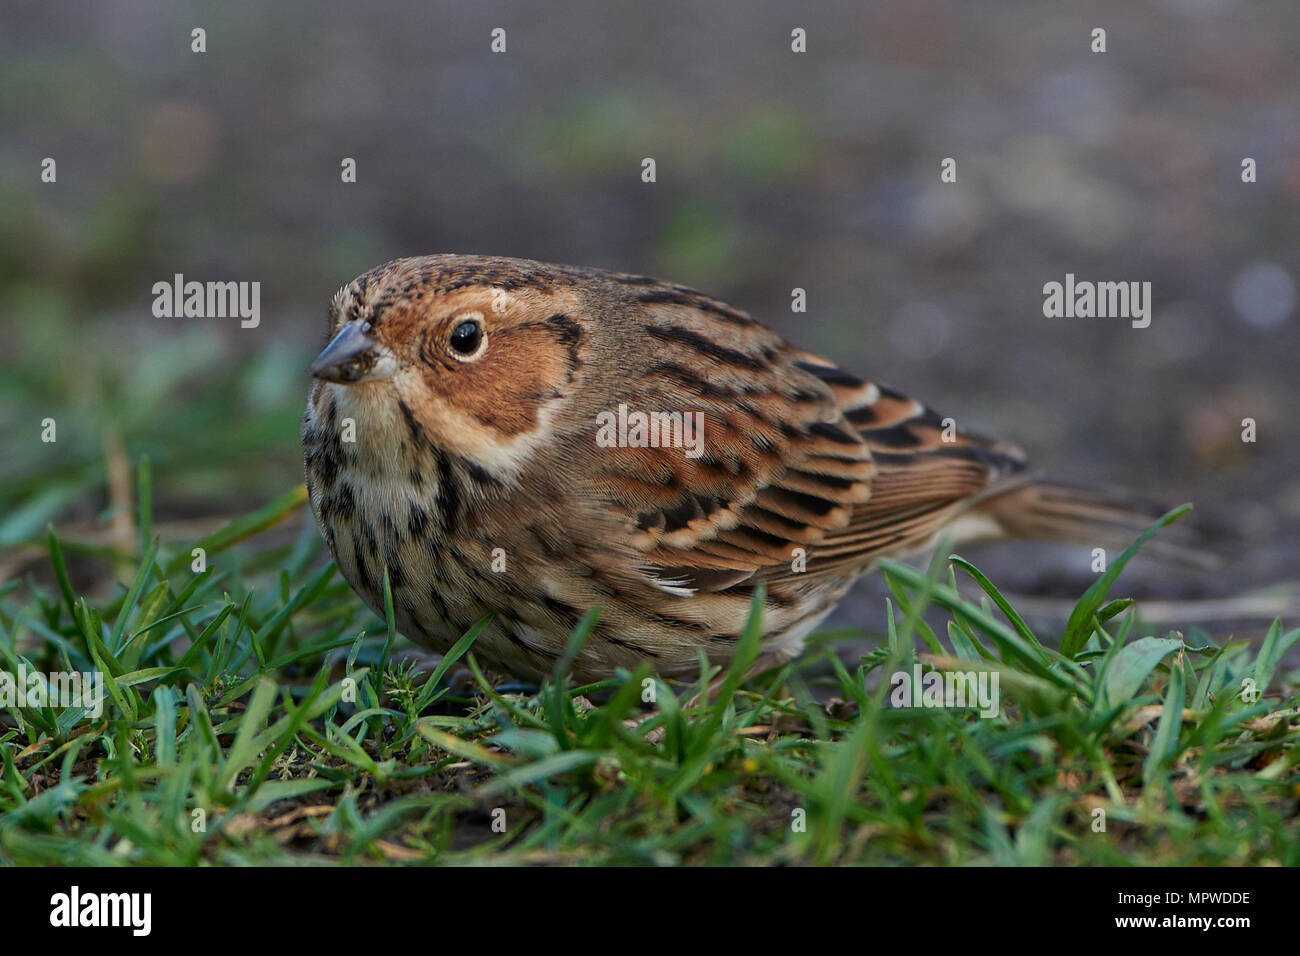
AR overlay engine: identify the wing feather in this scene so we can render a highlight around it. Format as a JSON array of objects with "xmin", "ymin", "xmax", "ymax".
[{"xmin": 589, "ymin": 288, "xmax": 1027, "ymax": 594}]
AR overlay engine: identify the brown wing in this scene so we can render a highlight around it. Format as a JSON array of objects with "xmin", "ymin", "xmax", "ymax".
[
  {"xmin": 765, "ymin": 357, "xmax": 1027, "ymax": 583},
  {"xmin": 588, "ymin": 285, "xmax": 1026, "ymax": 594}
]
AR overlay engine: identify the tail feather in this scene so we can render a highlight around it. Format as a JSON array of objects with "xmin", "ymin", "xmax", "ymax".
[{"xmin": 972, "ymin": 480, "xmax": 1216, "ymax": 569}]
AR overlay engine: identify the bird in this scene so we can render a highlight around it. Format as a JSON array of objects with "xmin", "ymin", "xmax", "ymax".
[{"xmin": 301, "ymin": 254, "xmax": 1170, "ymax": 685}]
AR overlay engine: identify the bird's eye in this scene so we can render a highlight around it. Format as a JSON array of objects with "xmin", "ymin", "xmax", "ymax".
[{"xmin": 448, "ymin": 317, "xmax": 485, "ymax": 360}]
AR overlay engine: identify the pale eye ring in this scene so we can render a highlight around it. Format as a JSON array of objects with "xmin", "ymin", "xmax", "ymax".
[{"xmin": 447, "ymin": 314, "xmax": 487, "ymax": 361}]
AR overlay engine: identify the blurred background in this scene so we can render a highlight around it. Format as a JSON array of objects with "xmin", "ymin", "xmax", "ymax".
[{"xmin": 2, "ymin": 0, "xmax": 1298, "ymax": 644}]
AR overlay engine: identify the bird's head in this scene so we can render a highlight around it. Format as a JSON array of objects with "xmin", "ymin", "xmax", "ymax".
[{"xmin": 309, "ymin": 255, "xmax": 591, "ymax": 477}]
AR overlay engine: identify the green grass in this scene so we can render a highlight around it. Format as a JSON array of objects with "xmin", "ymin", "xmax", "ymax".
[{"xmin": 1, "ymin": 465, "xmax": 1297, "ymax": 866}]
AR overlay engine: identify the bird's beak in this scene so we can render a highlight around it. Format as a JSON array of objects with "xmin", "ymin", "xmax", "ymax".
[{"xmin": 309, "ymin": 322, "xmax": 395, "ymax": 384}]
